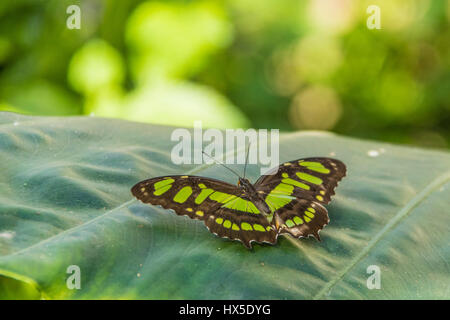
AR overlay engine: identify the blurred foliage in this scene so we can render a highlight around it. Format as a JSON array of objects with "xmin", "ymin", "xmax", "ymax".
[{"xmin": 0, "ymin": 0, "xmax": 448, "ymax": 147}]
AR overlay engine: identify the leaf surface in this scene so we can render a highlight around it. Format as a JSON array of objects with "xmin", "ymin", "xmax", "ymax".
[{"xmin": 0, "ymin": 113, "xmax": 449, "ymax": 299}]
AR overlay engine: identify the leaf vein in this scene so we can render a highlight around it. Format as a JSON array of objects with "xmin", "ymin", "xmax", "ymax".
[{"xmin": 313, "ymin": 171, "xmax": 450, "ymax": 299}]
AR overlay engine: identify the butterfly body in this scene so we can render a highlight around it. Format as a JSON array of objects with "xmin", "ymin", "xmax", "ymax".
[
  {"xmin": 237, "ymin": 177, "xmax": 272, "ymax": 215},
  {"xmin": 131, "ymin": 157, "xmax": 346, "ymax": 248}
]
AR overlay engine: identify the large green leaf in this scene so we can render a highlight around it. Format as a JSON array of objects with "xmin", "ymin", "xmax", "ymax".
[{"xmin": 0, "ymin": 112, "xmax": 449, "ymax": 300}]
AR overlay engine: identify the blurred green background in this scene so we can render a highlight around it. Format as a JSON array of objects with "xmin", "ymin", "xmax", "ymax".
[{"xmin": 0, "ymin": 0, "xmax": 449, "ymax": 148}]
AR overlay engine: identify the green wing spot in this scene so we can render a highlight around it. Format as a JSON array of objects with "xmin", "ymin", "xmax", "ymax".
[
  {"xmin": 282, "ymin": 178, "xmax": 310, "ymax": 190},
  {"xmin": 299, "ymin": 161, "xmax": 330, "ymax": 174},
  {"xmin": 282, "ymin": 173, "xmax": 289, "ymax": 178},
  {"xmin": 296, "ymin": 172, "xmax": 323, "ymax": 185},
  {"xmin": 173, "ymin": 186, "xmax": 193, "ymax": 203},
  {"xmin": 232, "ymin": 223, "xmax": 240, "ymax": 231},
  {"xmin": 154, "ymin": 178, "xmax": 174, "ymax": 190},
  {"xmin": 223, "ymin": 220, "xmax": 232, "ymax": 228},
  {"xmin": 223, "ymin": 197, "xmax": 260, "ymax": 214},
  {"xmin": 266, "ymin": 193, "xmax": 292, "ymax": 211},
  {"xmin": 272, "ymin": 182, "xmax": 294, "ymax": 195},
  {"xmin": 304, "ymin": 216, "xmax": 311, "ymax": 223},
  {"xmin": 293, "ymin": 216, "xmax": 303, "ymax": 225},
  {"xmin": 195, "ymin": 210, "xmax": 204, "ymax": 217},
  {"xmin": 305, "ymin": 211, "xmax": 315, "ymax": 218},
  {"xmin": 307, "ymin": 167, "xmax": 330, "ymax": 174},
  {"xmin": 308, "ymin": 207, "xmax": 316, "ymax": 213},
  {"xmin": 253, "ymin": 224, "xmax": 266, "ymax": 232},
  {"xmin": 198, "ymin": 183, "xmax": 207, "ymax": 189},
  {"xmin": 299, "ymin": 161, "xmax": 323, "ymax": 167},
  {"xmin": 285, "ymin": 219, "xmax": 295, "ymax": 228},
  {"xmin": 241, "ymin": 222, "xmax": 253, "ymax": 231},
  {"xmin": 265, "ymin": 182, "xmax": 294, "ymax": 211},
  {"xmin": 154, "ymin": 185, "xmax": 172, "ymax": 196},
  {"xmin": 195, "ymin": 188, "xmax": 214, "ymax": 204},
  {"xmin": 210, "ymin": 191, "xmax": 236, "ymax": 204},
  {"xmin": 215, "ymin": 217, "xmax": 223, "ymax": 224}
]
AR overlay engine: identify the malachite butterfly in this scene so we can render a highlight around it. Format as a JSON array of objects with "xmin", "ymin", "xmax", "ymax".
[{"xmin": 131, "ymin": 157, "xmax": 346, "ymax": 248}]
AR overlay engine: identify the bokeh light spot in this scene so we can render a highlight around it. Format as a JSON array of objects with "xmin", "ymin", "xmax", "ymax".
[
  {"xmin": 376, "ymin": 72, "xmax": 423, "ymax": 119},
  {"xmin": 294, "ymin": 35, "xmax": 343, "ymax": 82},
  {"xmin": 123, "ymin": 81, "xmax": 250, "ymax": 129},
  {"xmin": 68, "ymin": 39, "xmax": 124, "ymax": 95},
  {"xmin": 306, "ymin": 0, "xmax": 358, "ymax": 35},
  {"xmin": 125, "ymin": 1, "xmax": 233, "ymax": 83},
  {"xmin": 289, "ymin": 85, "xmax": 342, "ymax": 130}
]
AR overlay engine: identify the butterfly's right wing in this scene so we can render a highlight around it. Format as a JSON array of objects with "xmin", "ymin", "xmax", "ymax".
[
  {"xmin": 254, "ymin": 157, "xmax": 346, "ymax": 205},
  {"xmin": 254, "ymin": 157, "xmax": 346, "ymax": 240}
]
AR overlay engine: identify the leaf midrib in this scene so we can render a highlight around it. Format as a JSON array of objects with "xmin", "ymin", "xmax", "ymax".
[
  {"xmin": 0, "ymin": 143, "xmax": 250, "ymax": 259},
  {"xmin": 313, "ymin": 171, "xmax": 450, "ymax": 299}
]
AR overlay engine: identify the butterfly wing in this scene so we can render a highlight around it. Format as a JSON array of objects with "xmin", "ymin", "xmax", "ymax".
[
  {"xmin": 255, "ymin": 158, "xmax": 346, "ymax": 205},
  {"xmin": 204, "ymin": 199, "xmax": 278, "ymax": 248},
  {"xmin": 132, "ymin": 175, "xmax": 239, "ymax": 220},
  {"xmin": 254, "ymin": 158, "xmax": 346, "ymax": 239},
  {"xmin": 275, "ymin": 199, "xmax": 330, "ymax": 240},
  {"xmin": 131, "ymin": 175, "xmax": 276, "ymax": 248}
]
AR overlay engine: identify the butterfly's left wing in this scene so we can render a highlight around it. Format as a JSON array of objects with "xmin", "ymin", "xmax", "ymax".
[
  {"xmin": 254, "ymin": 157, "xmax": 346, "ymax": 239},
  {"xmin": 131, "ymin": 175, "xmax": 277, "ymax": 248}
]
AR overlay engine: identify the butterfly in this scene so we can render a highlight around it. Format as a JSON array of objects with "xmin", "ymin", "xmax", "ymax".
[{"xmin": 131, "ymin": 157, "xmax": 346, "ymax": 248}]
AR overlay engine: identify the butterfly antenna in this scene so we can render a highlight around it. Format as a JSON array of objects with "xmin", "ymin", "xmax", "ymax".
[
  {"xmin": 243, "ymin": 142, "xmax": 251, "ymax": 179},
  {"xmin": 202, "ymin": 150, "xmax": 241, "ymax": 178}
]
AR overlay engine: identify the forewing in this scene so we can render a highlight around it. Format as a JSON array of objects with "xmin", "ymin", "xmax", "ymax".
[
  {"xmin": 254, "ymin": 157, "xmax": 346, "ymax": 207},
  {"xmin": 131, "ymin": 175, "xmax": 241, "ymax": 221},
  {"xmin": 254, "ymin": 157, "xmax": 345, "ymax": 241}
]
